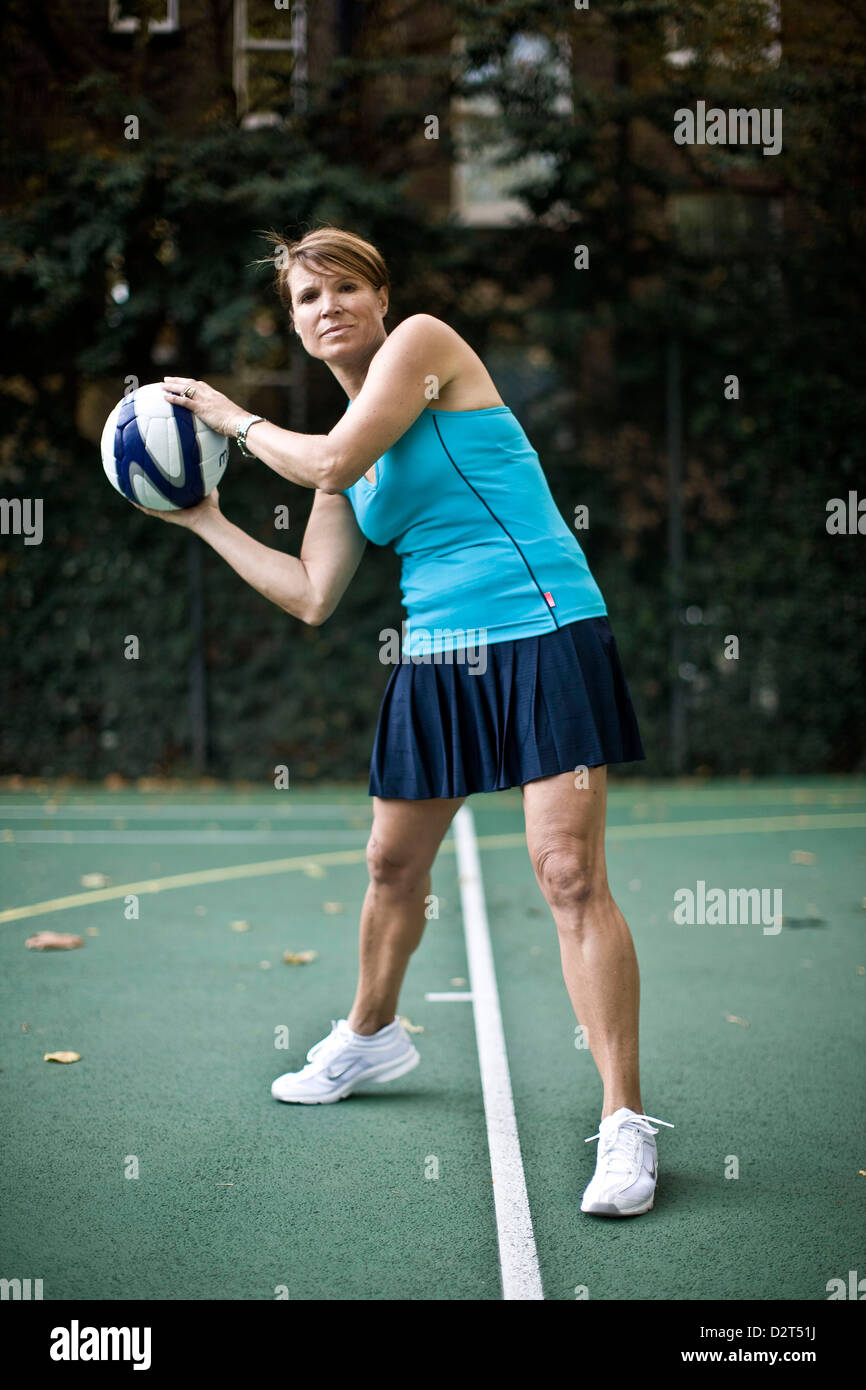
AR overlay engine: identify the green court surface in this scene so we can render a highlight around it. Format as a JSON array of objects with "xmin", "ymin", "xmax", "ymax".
[{"xmin": 1, "ymin": 777, "xmax": 863, "ymax": 1301}]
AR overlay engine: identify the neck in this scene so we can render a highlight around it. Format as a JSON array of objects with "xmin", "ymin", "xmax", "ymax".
[{"xmin": 329, "ymin": 326, "xmax": 389, "ymax": 400}]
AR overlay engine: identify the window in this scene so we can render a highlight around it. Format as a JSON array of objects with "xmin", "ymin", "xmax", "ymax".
[
  {"xmin": 451, "ymin": 32, "xmax": 572, "ymax": 228},
  {"xmin": 108, "ymin": 1, "xmax": 179, "ymax": 34},
  {"xmin": 233, "ymin": 0, "xmax": 307, "ymax": 128}
]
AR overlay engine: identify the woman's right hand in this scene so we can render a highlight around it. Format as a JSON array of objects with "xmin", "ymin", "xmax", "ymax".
[{"xmin": 131, "ymin": 486, "xmax": 221, "ymax": 531}]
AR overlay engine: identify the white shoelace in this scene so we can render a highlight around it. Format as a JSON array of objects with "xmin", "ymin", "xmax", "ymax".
[
  {"xmin": 304, "ymin": 1020, "xmax": 349, "ymax": 1070},
  {"xmin": 584, "ymin": 1112, "xmax": 675, "ymax": 1172}
]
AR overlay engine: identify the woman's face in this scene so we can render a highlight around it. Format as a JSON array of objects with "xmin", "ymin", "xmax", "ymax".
[{"xmin": 288, "ymin": 262, "xmax": 388, "ymax": 365}]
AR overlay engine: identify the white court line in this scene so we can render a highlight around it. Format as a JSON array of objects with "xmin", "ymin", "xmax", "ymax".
[
  {"xmin": 452, "ymin": 804, "xmax": 544, "ymax": 1302},
  {"xmin": 424, "ymin": 992, "xmax": 473, "ymax": 1002},
  {"xmin": 0, "ymin": 803, "xmax": 371, "ymax": 821},
  {"xmin": 1, "ymin": 830, "xmax": 369, "ymax": 846}
]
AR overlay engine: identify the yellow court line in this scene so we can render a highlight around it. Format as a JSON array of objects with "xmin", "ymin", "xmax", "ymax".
[
  {"xmin": 476, "ymin": 811, "xmax": 866, "ymax": 852},
  {"xmin": 0, "ymin": 849, "xmax": 368, "ymax": 925},
  {"xmin": 1, "ymin": 812, "xmax": 864, "ymax": 926}
]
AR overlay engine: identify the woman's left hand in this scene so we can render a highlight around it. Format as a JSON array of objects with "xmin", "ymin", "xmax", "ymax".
[{"xmin": 162, "ymin": 377, "xmax": 245, "ymax": 437}]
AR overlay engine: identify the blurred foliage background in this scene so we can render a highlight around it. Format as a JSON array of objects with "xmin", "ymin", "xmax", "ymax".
[{"xmin": 1, "ymin": 0, "xmax": 863, "ymax": 783}]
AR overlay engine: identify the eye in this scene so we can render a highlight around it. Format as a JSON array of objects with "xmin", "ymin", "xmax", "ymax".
[{"xmin": 340, "ymin": 283, "xmax": 356, "ymax": 292}]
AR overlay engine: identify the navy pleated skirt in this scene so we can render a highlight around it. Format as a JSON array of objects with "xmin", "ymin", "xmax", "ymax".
[{"xmin": 369, "ymin": 615, "xmax": 646, "ymax": 800}]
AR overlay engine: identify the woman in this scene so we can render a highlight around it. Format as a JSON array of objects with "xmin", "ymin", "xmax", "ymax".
[{"xmin": 143, "ymin": 226, "xmax": 673, "ymax": 1218}]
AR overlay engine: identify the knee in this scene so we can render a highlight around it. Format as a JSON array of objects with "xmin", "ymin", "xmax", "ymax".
[
  {"xmin": 366, "ymin": 834, "xmax": 428, "ymax": 894},
  {"xmin": 531, "ymin": 838, "xmax": 602, "ymax": 919}
]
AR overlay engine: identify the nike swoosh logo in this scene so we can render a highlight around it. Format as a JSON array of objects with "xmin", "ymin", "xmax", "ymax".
[{"xmin": 326, "ymin": 1064, "xmax": 353, "ymax": 1080}]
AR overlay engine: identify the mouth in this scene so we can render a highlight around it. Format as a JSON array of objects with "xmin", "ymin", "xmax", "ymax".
[{"xmin": 321, "ymin": 325, "xmax": 352, "ymax": 338}]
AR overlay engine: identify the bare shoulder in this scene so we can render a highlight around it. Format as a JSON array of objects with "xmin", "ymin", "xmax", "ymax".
[
  {"xmin": 365, "ymin": 313, "xmax": 500, "ymax": 410},
  {"xmin": 381, "ymin": 313, "xmax": 463, "ymax": 348},
  {"xmin": 377, "ymin": 313, "xmax": 483, "ymax": 374},
  {"xmin": 390, "ymin": 312, "xmax": 451, "ymax": 334}
]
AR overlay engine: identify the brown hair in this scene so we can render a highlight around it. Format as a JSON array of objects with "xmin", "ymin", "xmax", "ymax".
[{"xmin": 258, "ymin": 226, "xmax": 390, "ymax": 319}]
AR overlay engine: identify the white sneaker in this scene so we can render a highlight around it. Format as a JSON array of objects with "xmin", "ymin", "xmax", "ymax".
[
  {"xmin": 580, "ymin": 1107, "xmax": 675, "ymax": 1216},
  {"xmin": 271, "ymin": 1017, "xmax": 420, "ymax": 1104}
]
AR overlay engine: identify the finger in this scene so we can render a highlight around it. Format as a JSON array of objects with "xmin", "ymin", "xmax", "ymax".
[
  {"xmin": 162, "ymin": 387, "xmax": 198, "ymax": 407},
  {"xmin": 162, "ymin": 376, "xmax": 200, "ymax": 401}
]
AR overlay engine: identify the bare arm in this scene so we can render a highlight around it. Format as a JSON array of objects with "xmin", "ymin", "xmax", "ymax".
[
  {"xmin": 297, "ymin": 488, "xmax": 368, "ymax": 624},
  {"xmin": 159, "ymin": 312, "xmax": 478, "ymax": 497},
  {"xmin": 138, "ymin": 488, "xmax": 367, "ymax": 626},
  {"xmin": 246, "ymin": 315, "xmax": 461, "ymax": 493},
  {"xmin": 161, "ymin": 315, "xmax": 462, "ymax": 494}
]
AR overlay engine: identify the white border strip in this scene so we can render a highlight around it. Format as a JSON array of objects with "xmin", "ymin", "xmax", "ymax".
[{"xmin": 453, "ymin": 804, "xmax": 544, "ymax": 1301}]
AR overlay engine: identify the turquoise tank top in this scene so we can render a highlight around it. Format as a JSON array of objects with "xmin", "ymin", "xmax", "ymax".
[{"xmin": 341, "ymin": 404, "xmax": 607, "ymax": 656}]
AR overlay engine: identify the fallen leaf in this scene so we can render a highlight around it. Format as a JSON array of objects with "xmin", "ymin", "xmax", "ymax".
[
  {"xmin": 303, "ymin": 864, "xmax": 325, "ymax": 879},
  {"xmin": 86, "ymin": 927, "xmax": 99, "ymax": 937},
  {"xmin": 859, "ymin": 1171, "xmax": 866, "ymax": 1177},
  {"xmin": 857, "ymin": 966, "xmax": 865, "ymax": 976},
  {"xmin": 80, "ymin": 872, "xmax": 110, "ymax": 888},
  {"xmin": 283, "ymin": 950, "xmax": 317, "ymax": 965},
  {"xmin": 450, "ymin": 977, "xmax": 468, "ymax": 987},
  {"xmin": 723, "ymin": 1013, "xmax": 750, "ymax": 1028},
  {"xmin": 322, "ymin": 902, "xmax": 344, "ymax": 914},
  {"xmin": 790, "ymin": 850, "xmax": 816, "ymax": 865},
  {"xmin": 231, "ymin": 920, "xmax": 251, "ymax": 932},
  {"xmin": 259, "ymin": 960, "xmax": 272, "ymax": 970},
  {"xmin": 26, "ymin": 931, "xmax": 84, "ymax": 951},
  {"xmin": 44, "ymin": 1051, "xmax": 81, "ymax": 1063},
  {"xmin": 399, "ymin": 1015, "xmax": 424, "ymax": 1034}
]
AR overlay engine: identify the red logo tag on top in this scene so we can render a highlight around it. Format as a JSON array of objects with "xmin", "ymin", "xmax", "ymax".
[{"xmin": 544, "ymin": 591, "xmax": 555, "ymax": 608}]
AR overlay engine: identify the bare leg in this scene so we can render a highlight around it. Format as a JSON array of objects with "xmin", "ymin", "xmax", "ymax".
[
  {"xmin": 522, "ymin": 767, "xmax": 643, "ymax": 1118},
  {"xmin": 347, "ymin": 794, "xmax": 465, "ymax": 1035}
]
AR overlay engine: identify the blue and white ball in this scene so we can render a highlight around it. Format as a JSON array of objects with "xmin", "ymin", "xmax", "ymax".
[{"xmin": 101, "ymin": 382, "xmax": 229, "ymax": 511}]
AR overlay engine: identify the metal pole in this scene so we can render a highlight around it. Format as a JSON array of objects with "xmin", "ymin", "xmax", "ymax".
[
  {"xmin": 188, "ymin": 533, "xmax": 208, "ymax": 774},
  {"xmin": 290, "ymin": 335, "xmax": 306, "ymax": 433},
  {"xmin": 666, "ymin": 336, "xmax": 686, "ymax": 775},
  {"xmin": 233, "ymin": 0, "xmax": 248, "ymax": 120},
  {"xmin": 292, "ymin": 0, "xmax": 308, "ymax": 113}
]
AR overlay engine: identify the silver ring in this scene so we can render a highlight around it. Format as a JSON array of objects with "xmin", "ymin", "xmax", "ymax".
[{"xmin": 183, "ymin": 385, "xmax": 196, "ymax": 399}]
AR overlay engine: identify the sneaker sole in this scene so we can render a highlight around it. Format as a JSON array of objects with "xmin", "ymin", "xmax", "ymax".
[
  {"xmin": 580, "ymin": 1187, "xmax": 656, "ymax": 1217},
  {"xmin": 272, "ymin": 1046, "xmax": 420, "ymax": 1104}
]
